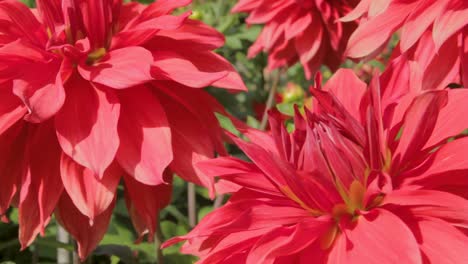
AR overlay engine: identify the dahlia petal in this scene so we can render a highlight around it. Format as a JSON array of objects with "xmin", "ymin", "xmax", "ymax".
[
  {"xmin": 116, "ymin": 86, "xmax": 172, "ymax": 186},
  {"xmin": 323, "ymin": 69, "xmax": 366, "ymax": 122},
  {"xmin": 294, "ymin": 21, "xmax": 323, "ymax": 75},
  {"xmin": 188, "ymin": 229, "xmax": 270, "ymax": 264},
  {"xmin": 240, "ymin": 125, "xmax": 280, "ymax": 156},
  {"xmin": 346, "ymin": 1, "xmax": 417, "ymax": 58},
  {"xmin": 135, "ymin": 11, "xmax": 191, "ymax": 31},
  {"xmin": 393, "ymin": 91, "xmax": 448, "ymax": 168},
  {"xmin": 246, "ymin": 1, "xmax": 292, "ymax": 24},
  {"xmin": 181, "ymin": 198, "xmax": 310, "ymax": 238},
  {"xmin": 151, "ymin": 51, "xmax": 227, "ymax": 88},
  {"xmin": 424, "ymin": 89, "xmax": 468, "ymax": 148},
  {"xmin": 229, "ymin": 135, "xmax": 332, "ymax": 212},
  {"xmin": 0, "ymin": 0, "xmax": 47, "ymax": 45},
  {"xmin": 339, "ymin": 0, "xmax": 370, "ymax": 22},
  {"xmin": 368, "ymin": 0, "xmax": 392, "ymax": 17},
  {"xmin": 336, "ymin": 209, "xmax": 422, "ymax": 263},
  {"xmin": 18, "ymin": 122, "xmax": 63, "ymax": 248},
  {"xmin": 140, "ymin": 0, "xmax": 191, "ymax": 18},
  {"xmin": 55, "ymin": 193, "xmax": 115, "ymax": 261},
  {"xmin": 112, "ymin": 12, "xmax": 191, "ymax": 48},
  {"xmin": 60, "ymin": 154, "xmax": 121, "ymax": 221},
  {"xmin": 197, "ymin": 157, "xmax": 281, "ymax": 196},
  {"xmin": 417, "ymin": 218, "xmax": 468, "ymax": 263},
  {"xmin": 0, "ymin": 82, "xmax": 26, "ymax": 134},
  {"xmin": 55, "ymin": 77, "xmax": 120, "ymax": 177},
  {"xmin": 232, "ymin": 0, "xmax": 262, "ymax": 13},
  {"xmin": 123, "ymin": 174, "xmax": 172, "ymax": 242},
  {"xmin": 154, "ymin": 86, "xmax": 224, "ymax": 192},
  {"xmin": 154, "ymin": 20, "xmax": 225, "ymax": 50},
  {"xmin": 285, "ymin": 12, "xmax": 312, "ymax": 40},
  {"xmin": 78, "ymin": 47, "xmax": 154, "ymax": 89},
  {"xmin": 433, "ymin": 1, "xmax": 468, "ymax": 50},
  {"xmin": 419, "ymin": 137, "xmax": 468, "ymax": 177},
  {"xmin": 0, "ymin": 121, "xmax": 25, "ymax": 215},
  {"xmin": 462, "ymin": 30, "xmax": 468, "ymax": 86},
  {"xmin": 247, "ymin": 218, "xmax": 332, "ymax": 264},
  {"xmin": 399, "ymin": 1, "xmax": 448, "ymax": 52},
  {"xmin": 197, "ymin": 157, "xmax": 259, "ymax": 177},
  {"xmin": 422, "ymin": 34, "xmax": 460, "ymax": 91},
  {"xmin": 383, "ymin": 189, "xmax": 468, "ymax": 229},
  {"xmin": 13, "ymin": 60, "xmax": 67, "ymax": 123}
]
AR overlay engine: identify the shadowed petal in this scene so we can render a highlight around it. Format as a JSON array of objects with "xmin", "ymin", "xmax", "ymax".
[
  {"xmin": 55, "ymin": 193, "xmax": 115, "ymax": 261},
  {"xmin": 18, "ymin": 122, "xmax": 63, "ymax": 248},
  {"xmin": 60, "ymin": 154, "xmax": 121, "ymax": 222},
  {"xmin": 116, "ymin": 86, "xmax": 172, "ymax": 186},
  {"xmin": 55, "ymin": 77, "xmax": 120, "ymax": 177}
]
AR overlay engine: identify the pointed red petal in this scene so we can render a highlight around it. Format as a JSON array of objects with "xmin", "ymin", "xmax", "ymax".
[
  {"xmin": 247, "ymin": 218, "xmax": 332, "ymax": 263},
  {"xmin": 417, "ymin": 218, "xmax": 468, "ymax": 263},
  {"xmin": 323, "ymin": 69, "xmax": 366, "ymax": 123},
  {"xmin": 424, "ymin": 89, "xmax": 468, "ymax": 148},
  {"xmin": 433, "ymin": 1, "xmax": 468, "ymax": 50},
  {"xmin": 0, "ymin": 81, "xmax": 26, "ymax": 134},
  {"xmin": 336, "ymin": 209, "xmax": 422, "ymax": 263},
  {"xmin": 18, "ymin": 122, "xmax": 63, "ymax": 248},
  {"xmin": 0, "ymin": 121, "xmax": 25, "ymax": 215},
  {"xmin": 124, "ymin": 174, "xmax": 172, "ymax": 242},
  {"xmin": 399, "ymin": 1, "xmax": 448, "ymax": 52},
  {"xmin": 55, "ymin": 193, "xmax": 115, "ymax": 261},
  {"xmin": 392, "ymin": 91, "xmax": 448, "ymax": 168},
  {"xmin": 116, "ymin": 86, "xmax": 172, "ymax": 186},
  {"xmin": 383, "ymin": 189, "xmax": 468, "ymax": 229},
  {"xmin": 346, "ymin": 1, "xmax": 417, "ymax": 58},
  {"xmin": 60, "ymin": 154, "xmax": 120, "ymax": 221},
  {"xmin": 55, "ymin": 77, "xmax": 120, "ymax": 177},
  {"xmin": 79, "ymin": 47, "xmax": 153, "ymax": 89}
]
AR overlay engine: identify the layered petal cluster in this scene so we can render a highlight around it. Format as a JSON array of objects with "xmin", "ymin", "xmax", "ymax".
[
  {"xmin": 232, "ymin": 0, "xmax": 358, "ymax": 79},
  {"xmin": 344, "ymin": 0, "xmax": 468, "ymax": 87},
  {"xmin": 0, "ymin": 0, "xmax": 245, "ymax": 259},
  {"xmin": 163, "ymin": 64, "xmax": 468, "ymax": 263}
]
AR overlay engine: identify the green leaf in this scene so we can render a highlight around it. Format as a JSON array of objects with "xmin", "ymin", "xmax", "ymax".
[
  {"xmin": 276, "ymin": 102, "xmax": 296, "ymax": 116},
  {"xmin": 198, "ymin": 206, "xmax": 213, "ymax": 222},
  {"xmin": 215, "ymin": 112, "xmax": 241, "ymax": 136}
]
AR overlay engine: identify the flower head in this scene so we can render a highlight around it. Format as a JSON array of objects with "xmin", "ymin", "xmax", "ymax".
[
  {"xmin": 344, "ymin": 0, "xmax": 468, "ymax": 87},
  {"xmin": 0, "ymin": 0, "xmax": 245, "ymax": 259},
  {"xmin": 232, "ymin": 0, "xmax": 358, "ymax": 79},
  {"xmin": 163, "ymin": 63, "xmax": 468, "ymax": 263}
]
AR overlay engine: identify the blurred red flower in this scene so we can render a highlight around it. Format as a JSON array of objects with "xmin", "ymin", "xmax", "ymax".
[
  {"xmin": 232, "ymin": 0, "xmax": 358, "ymax": 79},
  {"xmin": 164, "ymin": 65, "xmax": 468, "ymax": 263},
  {"xmin": 0, "ymin": 0, "xmax": 245, "ymax": 259},
  {"xmin": 344, "ymin": 0, "xmax": 468, "ymax": 87}
]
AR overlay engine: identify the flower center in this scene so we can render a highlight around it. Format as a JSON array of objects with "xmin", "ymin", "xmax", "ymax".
[{"xmin": 86, "ymin": 47, "xmax": 107, "ymax": 64}]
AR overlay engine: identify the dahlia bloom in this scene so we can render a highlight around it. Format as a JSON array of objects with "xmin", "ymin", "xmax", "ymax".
[
  {"xmin": 232, "ymin": 0, "xmax": 358, "ymax": 79},
  {"xmin": 0, "ymin": 0, "xmax": 245, "ymax": 258},
  {"xmin": 163, "ymin": 65, "xmax": 468, "ymax": 263},
  {"xmin": 344, "ymin": 0, "xmax": 468, "ymax": 87}
]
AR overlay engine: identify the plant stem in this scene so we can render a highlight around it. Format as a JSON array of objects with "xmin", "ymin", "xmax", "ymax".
[
  {"xmin": 188, "ymin": 183, "xmax": 197, "ymax": 228},
  {"xmin": 155, "ymin": 213, "xmax": 164, "ymax": 264},
  {"xmin": 260, "ymin": 70, "xmax": 281, "ymax": 130},
  {"xmin": 57, "ymin": 224, "xmax": 71, "ymax": 264}
]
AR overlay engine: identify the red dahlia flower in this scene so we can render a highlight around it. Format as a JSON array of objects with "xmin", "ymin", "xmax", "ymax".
[
  {"xmin": 163, "ymin": 65, "xmax": 468, "ymax": 263},
  {"xmin": 0, "ymin": 0, "xmax": 245, "ymax": 258},
  {"xmin": 232, "ymin": 0, "xmax": 358, "ymax": 79},
  {"xmin": 344, "ymin": 0, "xmax": 468, "ymax": 87}
]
